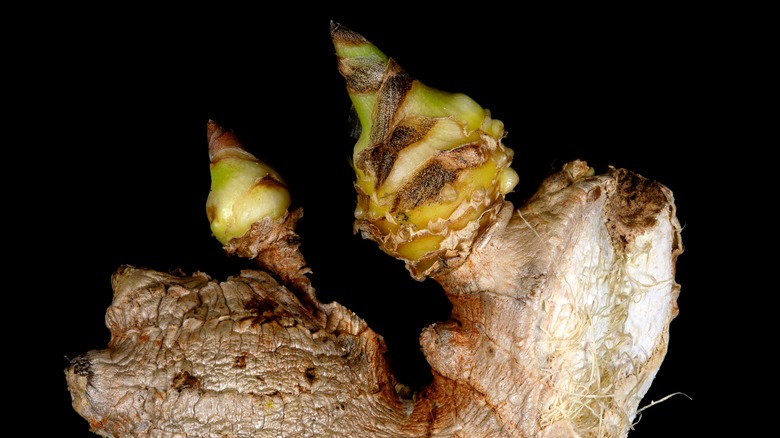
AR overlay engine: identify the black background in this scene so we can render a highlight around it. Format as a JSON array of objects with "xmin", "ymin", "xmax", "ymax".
[{"xmin": 22, "ymin": 6, "xmax": 715, "ymax": 437}]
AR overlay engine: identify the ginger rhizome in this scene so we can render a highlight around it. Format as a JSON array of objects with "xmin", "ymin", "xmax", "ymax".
[{"xmin": 64, "ymin": 23, "xmax": 683, "ymax": 438}]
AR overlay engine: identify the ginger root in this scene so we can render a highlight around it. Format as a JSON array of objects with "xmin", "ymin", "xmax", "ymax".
[{"xmin": 65, "ymin": 24, "xmax": 683, "ymax": 438}]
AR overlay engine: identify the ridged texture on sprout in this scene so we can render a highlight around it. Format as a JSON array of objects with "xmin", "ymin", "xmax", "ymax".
[{"xmin": 332, "ymin": 23, "xmax": 519, "ymax": 279}]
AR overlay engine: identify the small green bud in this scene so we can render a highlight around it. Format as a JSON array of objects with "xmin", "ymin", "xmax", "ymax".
[{"xmin": 206, "ymin": 120, "xmax": 291, "ymax": 245}]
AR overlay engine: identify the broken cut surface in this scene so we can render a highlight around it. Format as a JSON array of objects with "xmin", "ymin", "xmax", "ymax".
[{"xmin": 425, "ymin": 161, "xmax": 682, "ymax": 437}]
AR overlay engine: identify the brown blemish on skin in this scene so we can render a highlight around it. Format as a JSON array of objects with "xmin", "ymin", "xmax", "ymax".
[
  {"xmin": 396, "ymin": 162, "xmax": 457, "ymax": 210},
  {"xmin": 361, "ymin": 119, "xmax": 434, "ymax": 187},
  {"xmin": 244, "ymin": 296, "xmax": 291, "ymax": 326},
  {"xmin": 370, "ymin": 60, "xmax": 413, "ymax": 146},
  {"xmin": 70, "ymin": 355, "xmax": 92, "ymax": 377},
  {"xmin": 330, "ymin": 21, "xmax": 370, "ymax": 47},
  {"xmin": 393, "ymin": 144, "xmax": 487, "ymax": 210},
  {"xmin": 333, "ymin": 22, "xmax": 414, "ymax": 108},
  {"xmin": 234, "ymin": 354, "xmax": 248, "ymax": 369},
  {"xmin": 440, "ymin": 143, "xmax": 486, "ymax": 168},
  {"xmin": 588, "ymin": 185, "xmax": 602, "ymax": 203},
  {"xmin": 605, "ymin": 168, "xmax": 668, "ymax": 251},
  {"xmin": 245, "ymin": 296, "xmax": 277, "ymax": 314},
  {"xmin": 339, "ymin": 57, "xmax": 386, "ymax": 93},
  {"xmin": 172, "ymin": 371, "xmax": 201, "ymax": 391},
  {"xmin": 304, "ymin": 366, "xmax": 317, "ymax": 385},
  {"xmin": 206, "ymin": 203, "xmax": 216, "ymax": 222}
]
